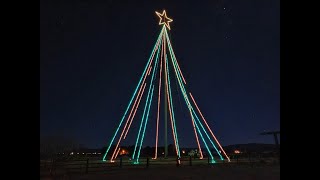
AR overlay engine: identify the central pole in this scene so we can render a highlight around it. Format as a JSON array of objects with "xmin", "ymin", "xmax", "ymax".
[{"xmin": 163, "ymin": 30, "xmax": 168, "ymax": 158}]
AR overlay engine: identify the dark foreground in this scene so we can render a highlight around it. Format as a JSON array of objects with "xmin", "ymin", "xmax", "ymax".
[{"xmin": 41, "ymin": 165, "xmax": 280, "ymax": 180}]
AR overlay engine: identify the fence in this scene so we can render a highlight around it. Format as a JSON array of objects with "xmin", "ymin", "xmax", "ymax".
[{"xmin": 40, "ymin": 155, "xmax": 279, "ymax": 177}]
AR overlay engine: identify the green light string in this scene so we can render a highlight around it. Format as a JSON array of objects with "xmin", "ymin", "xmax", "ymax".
[{"xmin": 103, "ymin": 26, "xmax": 165, "ymax": 161}]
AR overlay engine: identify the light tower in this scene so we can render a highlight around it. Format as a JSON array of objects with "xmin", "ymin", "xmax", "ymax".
[
  {"xmin": 102, "ymin": 10, "xmax": 230, "ymax": 164},
  {"xmin": 155, "ymin": 10, "xmax": 173, "ymax": 158}
]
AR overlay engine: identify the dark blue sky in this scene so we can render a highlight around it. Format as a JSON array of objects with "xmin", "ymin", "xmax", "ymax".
[{"xmin": 40, "ymin": 0, "xmax": 279, "ymax": 149}]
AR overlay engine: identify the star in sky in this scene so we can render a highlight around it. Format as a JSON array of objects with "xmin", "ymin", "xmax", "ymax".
[{"xmin": 155, "ymin": 10, "xmax": 173, "ymax": 30}]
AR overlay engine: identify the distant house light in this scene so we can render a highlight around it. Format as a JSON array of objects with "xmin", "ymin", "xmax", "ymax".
[
  {"xmin": 119, "ymin": 149, "xmax": 129, "ymax": 155},
  {"xmin": 234, "ymin": 150, "xmax": 241, "ymax": 154}
]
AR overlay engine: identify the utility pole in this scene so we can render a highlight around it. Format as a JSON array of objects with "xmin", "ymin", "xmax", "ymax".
[{"xmin": 260, "ymin": 130, "xmax": 280, "ymax": 161}]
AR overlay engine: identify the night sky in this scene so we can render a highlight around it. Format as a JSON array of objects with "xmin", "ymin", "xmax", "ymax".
[{"xmin": 40, "ymin": 0, "xmax": 280, "ymax": 149}]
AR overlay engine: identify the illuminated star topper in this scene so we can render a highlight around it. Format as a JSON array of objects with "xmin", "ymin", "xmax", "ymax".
[{"xmin": 155, "ymin": 10, "xmax": 173, "ymax": 30}]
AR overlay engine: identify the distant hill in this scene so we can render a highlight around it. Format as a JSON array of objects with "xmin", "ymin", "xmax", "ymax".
[{"xmin": 222, "ymin": 143, "xmax": 278, "ymax": 153}]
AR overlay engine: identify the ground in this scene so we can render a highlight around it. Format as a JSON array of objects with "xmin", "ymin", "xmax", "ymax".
[
  {"xmin": 69, "ymin": 166, "xmax": 279, "ymax": 180},
  {"xmin": 41, "ymin": 160, "xmax": 279, "ymax": 180}
]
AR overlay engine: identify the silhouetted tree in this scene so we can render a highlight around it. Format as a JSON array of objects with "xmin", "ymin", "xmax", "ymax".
[
  {"xmin": 40, "ymin": 135, "xmax": 79, "ymax": 160},
  {"xmin": 142, "ymin": 146, "xmax": 152, "ymax": 156}
]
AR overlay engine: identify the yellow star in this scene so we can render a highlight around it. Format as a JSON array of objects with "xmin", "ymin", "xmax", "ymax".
[{"xmin": 155, "ymin": 10, "xmax": 173, "ymax": 30}]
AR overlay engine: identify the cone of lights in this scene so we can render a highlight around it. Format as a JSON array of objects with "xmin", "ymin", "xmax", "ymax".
[{"xmin": 102, "ymin": 10, "xmax": 230, "ymax": 164}]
